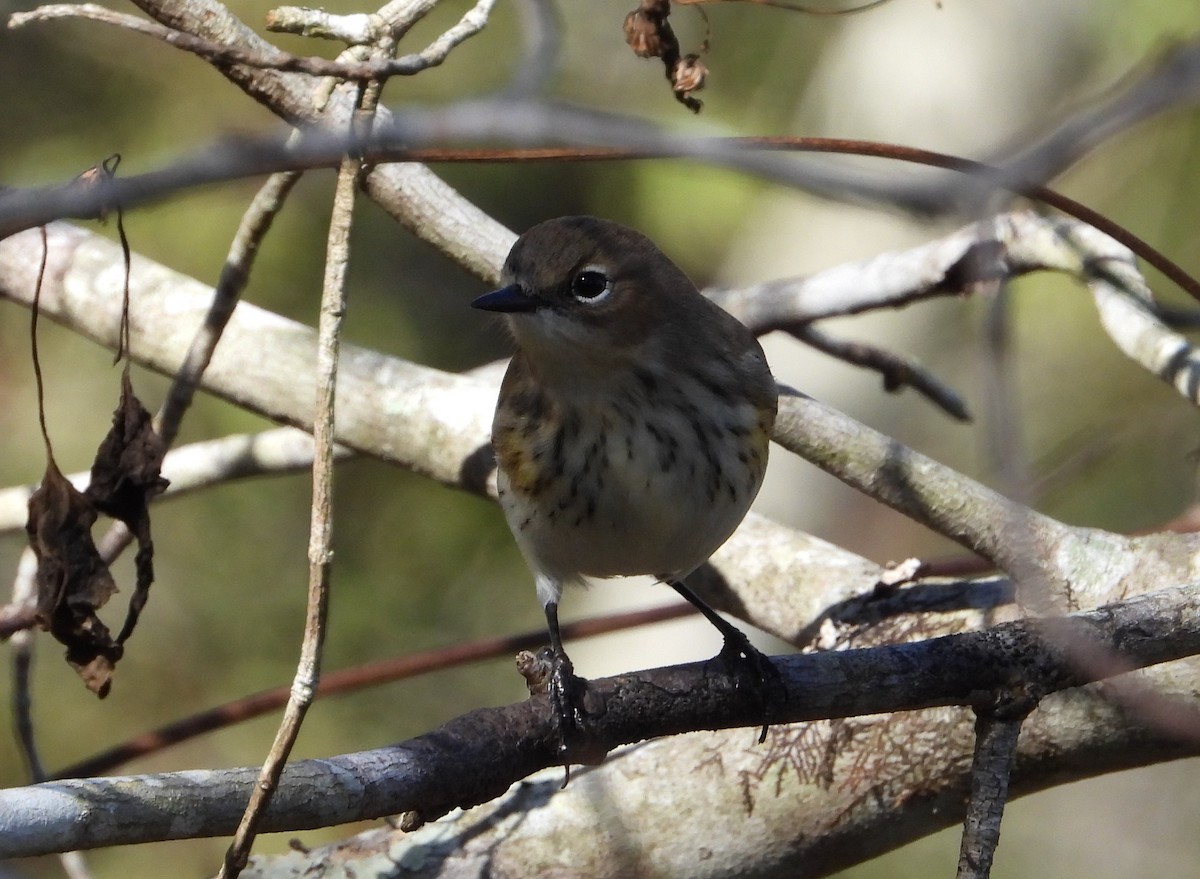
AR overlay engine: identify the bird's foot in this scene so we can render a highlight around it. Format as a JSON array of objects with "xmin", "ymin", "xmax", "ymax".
[
  {"xmin": 716, "ymin": 629, "xmax": 785, "ymax": 744},
  {"xmin": 539, "ymin": 648, "xmax": 607, "ymax": 779},
  {"xmin": 548, "ymin": 649, "xmax": 586, "ymax": 741}
]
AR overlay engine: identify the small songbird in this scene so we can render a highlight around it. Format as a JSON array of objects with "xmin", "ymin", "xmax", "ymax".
[{"xmin": 472, "ymin": 216, "xmax": 778, "ymax": 743}]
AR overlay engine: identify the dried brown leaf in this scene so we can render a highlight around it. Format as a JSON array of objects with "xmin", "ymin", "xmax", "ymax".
[
  {"xmin": 85, "ymin": 368, "xmax": 169, "ymax": 644},
  {"xmin": 622, "ymin": 0, "xmax": 705, "ymax": 112},
  {"xmin": 26, "ymin": 460, "xmax": 122, "ymax": 697}
]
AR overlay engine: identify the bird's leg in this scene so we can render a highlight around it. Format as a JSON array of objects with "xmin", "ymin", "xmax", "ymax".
[
  {"xmin": 669, "ymin": 579, "xmax": 783, "ymax": 742},
  {"xmin": 544, "ymin": 601, "xmax": 590, "ymax": 758}
]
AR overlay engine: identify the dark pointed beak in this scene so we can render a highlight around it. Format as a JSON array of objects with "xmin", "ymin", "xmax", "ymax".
[{"xmin": 471, "ymin": 284, "xmax": 541, "ymax": 313}]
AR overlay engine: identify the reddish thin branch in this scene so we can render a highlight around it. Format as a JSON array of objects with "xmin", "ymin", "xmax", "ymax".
[{"xmin": 1, "ymin": 132, "xmax": 1195, "ymax": 305}]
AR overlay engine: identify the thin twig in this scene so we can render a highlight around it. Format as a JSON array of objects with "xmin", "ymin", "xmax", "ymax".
[
  {"xmin": 388, "ymin": 0, "xmax": 496, "ymax": 73},
  {"xmin": 506, "ymin": 0, "xmax": 561, "ymax": 97},
  {"xmin": 106, "ymin": 155, "xmax": 132, "ymax": 365},
  {"xmin": 30, "ymin": 225, "xmax": 52, "ymax": 457},
  {"xmin": 265, "ymin": 7, "xmax": 380, "ymax": 44},
  {"xmin": 157, "ymin": 170, "xmax": 303, "ymax": 448},
  {"xmin": 56, "ymin": 852, "xmax": 96, "ymax": 879},
  {"xmin": 95, "ymin": 170, "xmax": 303, "ymax": 567},
  {"xmin": 218, "ymin": 67, "xmax": 386, "ymax": 879},
  {"xmin": 789, "ymin": 323, "xmax": 971, "ymax": 421},
  {"xmin": 976, "ymin": 272, "xmax": 1049, "ymax": 613},
  {"xmin": 10, "ymin": 2, "xmax": 497, "ymax": 79},
  {"xmin": 12, "ymin": 228, "xmax": 51, "ymax": 791},
  {"xmin": 214, "ymin": 167, "xmax": 350, "ymax": 879},
  {"xmin": 956, "ymin": 707, "xmax": 1030, "ymax": 879},
  {"xmin": 10, "ymin": 551, "xmax": 44, "ymax": 782}
]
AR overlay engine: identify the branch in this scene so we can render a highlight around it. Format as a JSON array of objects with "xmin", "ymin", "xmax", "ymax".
[
  {"xmin": 11, "ymin": 2, "xmax": 499, "ymax": 82},
  {"xmin": 2, "ymin": 581, "xmax": 1198, "ymax": 860},
  {"xmin": 217, "ymin": 125, "xmax": 357, "ymax": 879},
  {"xmin": 787, "ymin": 323, "xmax": 971, "ymax": 420},
  {"xmin": 994, "ymin": 41, "xmax": 1200, "ymax": 198},
  {"xmin": 771, "ymin": 390, "xmax": 1200, "ymax": 614},
  {"xmin": 245, "ymin": 678, "xmax": 1200, "ymax": 879},
  {"xmin": 54, "ymin": 604, "xmax": 692, "ymax": 780},
  {"xmin": 957, "ymin": 708, "xmax": 1029, "ymax": 879},
  {"xmin": 710, "ymin": 210, "xmax": 1200, "ymax": 407}
]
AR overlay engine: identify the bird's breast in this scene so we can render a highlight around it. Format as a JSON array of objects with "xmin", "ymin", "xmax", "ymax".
[{"xmin": 493, "ymin": 366, "xmax": 771, "ymax": 582}]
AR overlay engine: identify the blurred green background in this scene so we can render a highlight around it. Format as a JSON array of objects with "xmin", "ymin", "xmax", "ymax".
[{"xmin": 2, "ymin": 0, "xmax": 1200, "ymax": 876}]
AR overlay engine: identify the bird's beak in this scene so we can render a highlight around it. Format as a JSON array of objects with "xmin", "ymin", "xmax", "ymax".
[{"xmin": 471, "ymin": 284, "xmax": 541, "ymax": 313}]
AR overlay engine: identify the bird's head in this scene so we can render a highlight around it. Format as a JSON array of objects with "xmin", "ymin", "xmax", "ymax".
[{"xmin": 472, "ymin": 216, "xmax": 699, "ymax": 375}]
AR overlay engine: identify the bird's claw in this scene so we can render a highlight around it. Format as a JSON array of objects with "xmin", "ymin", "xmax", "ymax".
[
  {"xmin": 717, "ymin": 631, "xmax": 785, "ymax": 743},
  {"xmin": 546, "ymin": 650, "xmax": 607, "ymax": 774},
  {"xmin": 548, "ymin": 650, "xmax": 587, "ymax": 742}
]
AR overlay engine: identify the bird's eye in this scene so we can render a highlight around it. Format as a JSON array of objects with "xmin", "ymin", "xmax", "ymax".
[{"xmin": 570, "ymin": 269, "xmax": 612, "ymax": 303}]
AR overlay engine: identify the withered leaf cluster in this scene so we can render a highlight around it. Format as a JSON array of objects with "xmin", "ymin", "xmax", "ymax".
[
  {"xmin": 22, "ymin": 156, "xmax": 168, "ymax": 691},
  {"xmin": 24, "ymin": 160, "xmax": 168, "ymax": 698},
  {"xmin": 86, "ymin": 369, "xmax": 170, "ymax": 642},
  {"xmin": 623, "ymin": 0, "xmax": 709, "ymax": 112},
  {"xmin": 26, "ymin": 370, "xmax": 169, "ymax": 697},
  {"xmin": 26, "ymin": 460, "xmax": 119, "ymax": 696}
]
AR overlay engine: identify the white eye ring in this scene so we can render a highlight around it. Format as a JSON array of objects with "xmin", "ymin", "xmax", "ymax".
[{"xmin": 570, "ymin": 267, "xmax": 613, "ymax": 304}]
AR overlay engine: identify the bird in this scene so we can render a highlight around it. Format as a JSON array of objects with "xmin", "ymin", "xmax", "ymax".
[{"xmin": 472, "ymin": 216, "xmax": 779, "ymax": 749}]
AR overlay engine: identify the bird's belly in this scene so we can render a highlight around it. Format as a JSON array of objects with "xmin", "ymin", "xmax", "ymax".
[{"xmin": 498, "ymin": 407, "xmax": 765, "ymax": 582}]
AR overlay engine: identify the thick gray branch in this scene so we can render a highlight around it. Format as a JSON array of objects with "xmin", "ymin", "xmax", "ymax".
[{"xmin": 1, "ymin": 581, "xmax": 1198, "ymax": 861}]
